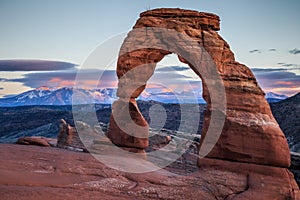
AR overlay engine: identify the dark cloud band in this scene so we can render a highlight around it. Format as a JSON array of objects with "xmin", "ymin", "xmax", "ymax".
[
  {"xmin": 252, "ymin": 68, "xmax": 300, "ymax": 91},
  {"xmin": 6, "ymin": 69, "xmax": 117, "ymax": 88},
  {"xmin": 156, "ymin": 66, "xmax": 190, "ymax": 72},
  {"xmin": 0, "ymin": 60, "xmax": 77, "ymax": 71},
  {"xmin": 249, "ymin": 49, "xmax": 261, "ymax": 54},
  {"xmin": 289, "ymin": 48, "xmax": 300, "ymax": 55},
  {"xmin": 4, "ymin": 68, "xmax": 198, "ymax": 90},
  {"xmin": 251, "ymin": 68, "xmax": 287, "ymax": 72}
]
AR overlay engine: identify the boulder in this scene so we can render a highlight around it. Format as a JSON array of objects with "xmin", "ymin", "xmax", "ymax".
[{"xmin": 16, "ymin": 136, "xmax": 50, "ymax": 147}]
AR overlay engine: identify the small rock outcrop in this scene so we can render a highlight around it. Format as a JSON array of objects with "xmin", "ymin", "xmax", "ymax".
[
  {"xmin": 57, "ymin": 119, "xmax": 87, "ymax": 152},
  {"xmin": 16, "ymin": 136, "xmax": 51, "ymax": 147}
]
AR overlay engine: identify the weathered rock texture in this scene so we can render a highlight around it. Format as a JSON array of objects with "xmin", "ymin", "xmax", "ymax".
[
  {"xmin": 57, "ymin": 119, "xmax": 87, "ymax": 152},
  {"xmin": 1, "ymin": 144, "xmax": 299, "ymax": 200},
  {"xmin": 108, "ymin": 8, "xmax": 290, "ymax": 166},
  {"xmin": 16, "ymin": 137, "xmax": 51, "ymax": 147},
  {"xmin": 106, "ymin": 8, "xmax": 299, "ymax": 198}
]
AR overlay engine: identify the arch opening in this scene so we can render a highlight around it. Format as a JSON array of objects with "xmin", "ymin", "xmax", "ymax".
[
  {"xmin": 137, "ymin": 53, "xmax": 206, "ymax": 132},
  {"xmin": 136, "ymin": 53, "xmax": 207, "ymax": 173}
]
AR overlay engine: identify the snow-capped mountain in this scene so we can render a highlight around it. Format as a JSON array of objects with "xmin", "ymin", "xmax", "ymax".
[
  {"xmin": 265, "ymin": 92, "xmax": 288, "ymax": 103},
  {"xmin": 0, "ymin": 87, "xmax": 117, "ymax": 107},
  {"xmin": 0, "ymin": 87, "xmax": 289, "ymax": 107},
  {"xmin": 137, "ymin": 89, "xmax": 206, "ymax": 104}
]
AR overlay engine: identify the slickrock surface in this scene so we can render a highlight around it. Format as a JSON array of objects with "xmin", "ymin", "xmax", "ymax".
[{"xmin": 0, "ymin": 144, "xmax": 299, "ymax": 200}]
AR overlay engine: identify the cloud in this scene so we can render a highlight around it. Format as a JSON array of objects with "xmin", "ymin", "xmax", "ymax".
[
  {"xmin": 277, "ymin": 62, "xmax": 299, "ymax": 67},
  {"xmin": 289, "ymin": 48, "xmax": 300, "ymax": 55},
  {"xmin": 249, "ymin": 49, "xmax": 261, "ymax": 54},
  {"xmin": 4, "ymin": 66, "xmax": 202, "ymax": 96},
  {"xmin": 0, "ymin": 60, "xmax": 77, "ymax": 71},
  {"xmin": 145, "ymin": 71, "xmax": 202, "ymax": 95},
  {"xmin": 2, "ymin": 94, "xmax": 17, "ymax": 98},
  {"xmin": 252, "ymin": 68, "xmax": 300, "ymax": 96},
  {"xmin": 8, "ymin": 69, "xmax": 118, "ymax": 89},
  {"xmin": 251, "ymin": 68, "xmax": 288, "ymax": 73},
  {"xmin": 282, "ymin": 64, "xmax": 295, "ymax": 67},
  {"xmin": 252, "ymin": 67, "xmax": 300, "ymax": 73},
  {"xmin": 156, "ymin": 66, "xmax": 190, "ymax": 72},
  {"xmin": 150, "ymin": 71, "xmax": 193, "ymax": 80},
  {"xmin": 269, "ymin": 49, "xmax": 277, "ymax": 52}
]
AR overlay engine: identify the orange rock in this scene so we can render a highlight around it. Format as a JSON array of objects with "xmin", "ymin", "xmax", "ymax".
[
  {"xmin": 57, "ymin": 119, "xmax": 87, "ymax": 152},
  {"xmin": 107, "ymin": 98, "xmax": 149, "ymax": 149},
  {"xmin": 197, "ymin": 157, "xmax": 300, "ymax": 199},
  {"xmin": 16, "ymin": 136, "xmax": 50, "ymax": 147},
  {"xmin": 108, "ymin": 8, "xmax": 290, "ymax": 169},
  {"xmin": 1, "ymin": 144, "xmax": 299, "ymax": 200}
]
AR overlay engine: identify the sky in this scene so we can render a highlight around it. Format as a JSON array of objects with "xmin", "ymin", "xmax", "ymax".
[{"xmin": 0, "ymin": 0, "xmax": 299, "ymax": 98}]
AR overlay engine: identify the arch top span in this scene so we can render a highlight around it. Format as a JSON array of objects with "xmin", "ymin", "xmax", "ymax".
[{"xmin": 138, "ymin": 8, "xmax": 220, "ymax": 31}]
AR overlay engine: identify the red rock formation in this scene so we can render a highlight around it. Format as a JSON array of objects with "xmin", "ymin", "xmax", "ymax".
[
  {"xmin": 16, "ymin": 137, "xmax": 50, "ymax": 147},
  {"xmin": 106, "ymin": 8, "xmax": 299, "ymax": 198},
  {"xmin": 57, "ymin": 119, "xmax": 87, "ymax": 152},
  {"xmin": 108, "ymin": 8, "xmax": 290, "ymax": 166},
  {"xmin": 108, "ymin": 98, "xmax": 148, "ymax": 149}
]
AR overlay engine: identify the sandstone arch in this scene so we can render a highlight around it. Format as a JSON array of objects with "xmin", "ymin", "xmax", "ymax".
[{"xmin": 107, "ymin": 8, "xmax": 290, "ymax": 168}]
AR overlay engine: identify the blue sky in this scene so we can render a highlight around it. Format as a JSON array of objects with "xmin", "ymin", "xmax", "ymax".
[{"xmin": 0, "ymin": 0, "xmax": 299, "ymax": 97}]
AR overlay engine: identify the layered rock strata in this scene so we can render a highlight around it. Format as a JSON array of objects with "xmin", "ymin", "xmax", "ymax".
[
  {"xmin": 106, "ymin": 8, "xmax": 299, "ymax": 198},
  {"xmin": 108, "ymin": 8, "xmax": 290, "ymax": 166}
]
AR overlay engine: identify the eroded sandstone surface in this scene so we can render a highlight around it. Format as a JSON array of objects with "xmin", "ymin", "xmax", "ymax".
[{"xmin": 1, "ymin": 144, "xmax": 299, "ymax": 200}]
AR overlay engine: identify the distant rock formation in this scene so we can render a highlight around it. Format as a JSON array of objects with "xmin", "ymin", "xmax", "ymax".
[
  {"xmin": 57, "ymin": 119, "xmax": 87, "ymax": 152},
  {"xmin": 107, "ymin": 8, "xmax": 299, "ymax": 198}
]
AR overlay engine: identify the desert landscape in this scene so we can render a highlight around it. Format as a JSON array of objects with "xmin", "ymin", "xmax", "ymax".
[{"xmin": 1, "ymin": 2, "xmax": 300, "ymax": 200}]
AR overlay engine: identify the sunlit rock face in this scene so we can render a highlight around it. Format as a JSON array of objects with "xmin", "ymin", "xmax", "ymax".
[
  {"xmin": 107, "ymin": 8, "xmax": 299, "ymax": 199},
  {"xmin": 108, "ymin": 8, "xmax": 289, "ymax": 166}
]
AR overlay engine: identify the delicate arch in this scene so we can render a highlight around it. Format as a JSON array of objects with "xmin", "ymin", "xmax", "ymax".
[{"xmin": 107, "ymin": 8, "xmax": 290, "ymax": 168}]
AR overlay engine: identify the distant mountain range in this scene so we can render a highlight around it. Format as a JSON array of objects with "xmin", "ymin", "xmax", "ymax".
[
  {"xmin": 270, "ymin": 92, "xmax": 300, "ymax": 153},
  {"xmin": 0, "ymin": 87, "xmax": 290, "ymax": 107},
  {"xmin": 265, "ymin": 92, "xmax": 288, "ymax": 103},
  {"xmin": 0, "ymin": 87, "xmax": 117, "ymax": 107}
]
